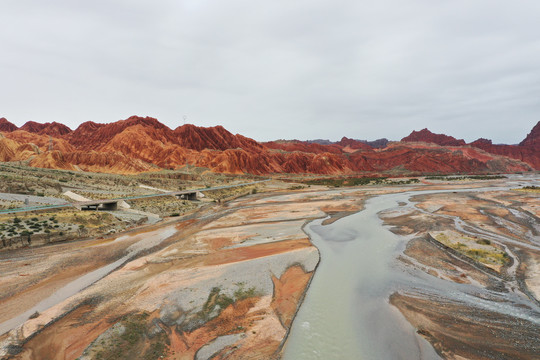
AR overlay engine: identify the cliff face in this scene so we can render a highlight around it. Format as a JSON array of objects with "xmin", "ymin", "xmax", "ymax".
[
  {"xmin": 0, "ymin": 116, "xmax": 537, "ymax": 175},
  {"xmin": 468, "ymin": 121, "xmax": 540, "ymax": 170},
  {"xmin": 519, "ymin": 121, "xmax": 540, "ymax": 148},
  {"xmin": 470, "ymin": 140, "xmax": 540, "ymax": 170},
  {"xmin": 400, "ymin": 123, "xmax": 540, "ymax": 170}
]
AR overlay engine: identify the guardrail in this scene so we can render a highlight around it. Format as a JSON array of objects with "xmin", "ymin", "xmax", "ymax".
[{"xmin": 0, "ymin": 179, "xmax": 270, "ymax": 215}]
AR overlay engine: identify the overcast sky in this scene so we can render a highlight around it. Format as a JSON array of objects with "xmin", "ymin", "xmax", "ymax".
[{"xmin": 1, "ymin": 0, "xmax": 539, "ymax": 143}]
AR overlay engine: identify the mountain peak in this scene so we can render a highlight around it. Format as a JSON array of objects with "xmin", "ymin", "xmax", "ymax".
[
  {"xmin": 19, "ymin": 121, "xmax": 72, "ymax": 136},
  {"xmin": 401, "ymin": 128, "xmax": 466, "ymax": 146},
  {"xmin": 0, "ymin": 118, "xmax": 18, "ymax": 132},
  {"xmin": 519, "ymin": 121, "xmax": 540, "ymax": 148}
]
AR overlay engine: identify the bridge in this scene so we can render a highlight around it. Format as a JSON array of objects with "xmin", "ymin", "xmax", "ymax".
[
  {"xmin": 75, "ymin": 189, "xmax": 200, "ymax": 210},
  {"xmin": 0, "ymin": 180, "xmax": 269, "ymax": 214},
  {"xmin": 75, "ymin": 199, "xmax": 123, "ymax": 211}
]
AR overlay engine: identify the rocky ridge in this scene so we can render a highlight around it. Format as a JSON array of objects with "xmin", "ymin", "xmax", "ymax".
[{"xmin": 0, "ymin": 116, "xmax": 538, "ymax": 174}]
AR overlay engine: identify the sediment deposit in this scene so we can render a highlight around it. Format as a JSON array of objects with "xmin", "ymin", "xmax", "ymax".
[
  {"xmin": 0, "ymin": 184, "xmax": 365, "ymax": 359},
  {"xmin": 1, "ymin": 176, "xmax": 539, "ymax": 359}
]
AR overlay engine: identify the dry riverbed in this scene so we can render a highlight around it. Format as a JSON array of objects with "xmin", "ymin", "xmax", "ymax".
[
  {"xmin": 1, "ymin": 176, "xmax": 539, "ymax": 360},
  {"xmin": 0, "ymin": 185, "xmax": 365, "ymax": 359},
  {"xmin": 381, "ymin": 181, "xmax": 540, "ymax": 359}
]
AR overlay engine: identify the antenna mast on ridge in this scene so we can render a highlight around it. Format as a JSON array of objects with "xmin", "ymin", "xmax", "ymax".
[{"xmin": 49, "ymin": 136, "xmax": 53, "ymax": 152}]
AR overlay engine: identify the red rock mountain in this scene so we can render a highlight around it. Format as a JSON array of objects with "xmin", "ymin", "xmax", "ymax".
[
  {"xmin": 263, "ymin": 140, "xmax": 344, "ymax": 154},
  {"xmin": 0, "ymin": 118, "xmax": 18, "ymax": 132},
  {"xmin": 469, "ymin": 138, "xmax": 540, "ymax": 170},
  {"xmin": 401, "ymin": 128, "xmax": 466, "ymax": 146},
  {"xmin": 335, "ymin": 137, "xmax": 374, "ymax": 151},
  {"xmin": 520, "ymin": 121, "xmax": 540, "ymax": 148},
  {"xmin": 0, "ymin": 116, "xmax": 538, "ymax": 175}
]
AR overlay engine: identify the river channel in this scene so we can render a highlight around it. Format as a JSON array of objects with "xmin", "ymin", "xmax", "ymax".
[
  {"xmin": 282, "ymin": 190, "xmax": 442, "ymax": 359},
  {"xmin": 283, "ymin": 186, "xmax": 540, "ymax": 359}
]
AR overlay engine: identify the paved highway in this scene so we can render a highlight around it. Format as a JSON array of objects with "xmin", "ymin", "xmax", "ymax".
[{"xmin": 0, "ymin": 179, "xmax": 269, "ymax": 215}]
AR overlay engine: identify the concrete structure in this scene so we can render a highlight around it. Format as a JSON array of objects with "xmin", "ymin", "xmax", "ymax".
[
  {"xmin": 1, "ymin": 179, "xmax": 268, "ymax": 214},
  {"xmin": 76, "ymin": 190, "xmax": 200, "ymax": 211},
  {"xmin": 76, "ymin": 199, "xmax": 120, "ymax": 211},
  {"xmin": 175, "ymin": 191, "xmax": 198, "ymax": 200}
]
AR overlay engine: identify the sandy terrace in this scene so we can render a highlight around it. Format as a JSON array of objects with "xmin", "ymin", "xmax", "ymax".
[
  {"xmin": 383, "ymin": 185, "xmax": 540, "ymax": 359},
  {"xmin": 0, "ymin": 188, "xmax": 366, "ymax": 359}
]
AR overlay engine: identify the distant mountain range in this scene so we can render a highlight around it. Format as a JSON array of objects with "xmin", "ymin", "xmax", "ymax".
[{"xmin": 0, "ymin": 116, "xmax": 538, "ymax": 175}]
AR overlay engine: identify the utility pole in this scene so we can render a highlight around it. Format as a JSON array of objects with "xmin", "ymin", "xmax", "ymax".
[{"xmin": 49, "ymin": 136, "xmax": 53, "ymax": 152}]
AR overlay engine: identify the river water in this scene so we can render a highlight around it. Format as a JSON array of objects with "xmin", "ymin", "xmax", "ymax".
[
  {"xmin": 283, "ymin": 191, "xmax": 442, "ymax": 359},
  {"xmin": 283, "ymin": 185, "xmax": 540, "ymax": 359}
]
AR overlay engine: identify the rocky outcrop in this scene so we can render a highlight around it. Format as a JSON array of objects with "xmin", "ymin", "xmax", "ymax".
[
  {"xmin": 469, "ymin": 140, "xmax": 540, "ymax": 170},
  {"xmin": 519, "ymin": 121, "xmax": 540, "ymax": 148},
  {"xmin": 0, "ymin": 118, "xmax": 17, "ymax": 132},
  {"xmin": 468, "ymin": 121, "xmax": 540, "ymax": 170},
  {"xmin": 174, "ymin": 124, "xmax": 265, "ymax": 152},
  {"xmin": 263, "ymin": 140, "xmax": 343, "ymax": 154},
  {"xmin": 5, "ymin": 130, "xmax": 76, "ymax": 153},
  {"xmin": 0, "ymin": 136, "xmax": 19, "ymax": 161},
  {"xmin": 19, "ymin": 121, "xmax": 71, "ymax": 136},
  {"xmin": 67, "ymin": 116, "xmax": 173, "ymax": 150},
  {"xmin": 336, "ymin": 137, "xmax": 373, "ymax": 151},
  {"xmin": 402, "ymin": 128, "xmax": 466, "ymax": 146},
  {"xmin": 363, "ymin": 138, "xmax": 389, "ymax": 149}
]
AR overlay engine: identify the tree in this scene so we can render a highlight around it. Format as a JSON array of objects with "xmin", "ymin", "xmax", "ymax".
[{"xmin": 21, "ymin": 230, "xmax": 32, "ymax": 245}]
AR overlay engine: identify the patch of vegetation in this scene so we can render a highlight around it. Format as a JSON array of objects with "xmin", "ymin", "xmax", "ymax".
[
  {"xmin": 234, "ymin": 282, "xmax": 258, "ymax": 301},
  {"xmin": 120, "ymin": 314, "xmax": 148, "ymax": 345},
  {"xmin": 476, "ymin": 239, "xmax": 491, "ymax": 245},
  {"xmin": 200, "ymin": 287, "xmax": 235, "ymax": 321},
  {"xmin": 464, "ymin": 248, "xmax": 509, "ymax": 266},
  {"xmin": 128, "ymin": 196, "xmax": 198, "ymax": 217},
  {"xmin": 434, "ymin": 233, "xmax": 509, "ymax": 267},
  {"xmin": 300, "ymin": 176, "xmax": 419, "ymax": 187},
  {"xmin": 91, "ymin": 313, "xmax": 170, "ymax": 360},
  {"xmin": 514, "ymin": 185, "xmax": 540, "ymax": 193},
  {"xmin": 426, "ymin": 175, "xmax": 506, "ymax": 181},
  {"xmin": 0, "ymin": 210, "xmax": 124, "ymax": 250},
  {"xmin": 143, "ymin": 333, "xmax": 170, "ymax": 360},
  {"xmin": 182, "ymin": 284, "xmax": 260, "ymax": 332}
]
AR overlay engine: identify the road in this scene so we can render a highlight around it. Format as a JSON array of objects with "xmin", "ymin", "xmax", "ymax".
[{"xmin": 0, "ymin": 179, "xmax": 269, "ymax": 214}]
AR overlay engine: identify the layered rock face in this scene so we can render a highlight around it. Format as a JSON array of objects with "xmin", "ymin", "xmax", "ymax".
[
  {"xmin": 520, "ymin": 121, "xmax": 540, "ymax": 148},
  {"xmin": 0, "ymin": 118, "xmax": 18, "ymax": 132},
  {"xmin": 399, "ymin": 126, "xmax": 540, "ymax": 171},
  {"xmin": 401, "ymin": 128, "xmax": 466, "ymax": 146},
  {"xmin": 0, "ymin": 116, "xmax": 538, "ymax": 174}
]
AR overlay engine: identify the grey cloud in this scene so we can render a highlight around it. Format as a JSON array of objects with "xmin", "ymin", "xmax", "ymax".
[{"xmin": 0, "ymin": 0, "xmax": 539, "ymax": 143}]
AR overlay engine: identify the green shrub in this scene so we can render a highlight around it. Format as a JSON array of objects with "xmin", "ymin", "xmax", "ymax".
[{"xmin": 476, "ymin": 239, "xmax": 491, "ymax": 245}]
